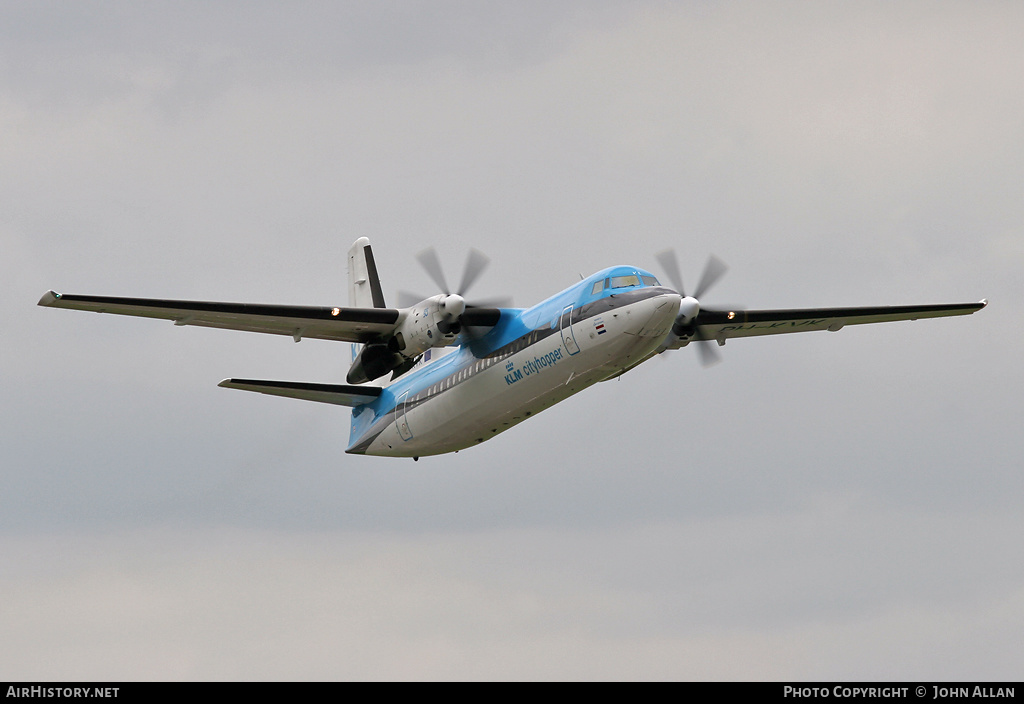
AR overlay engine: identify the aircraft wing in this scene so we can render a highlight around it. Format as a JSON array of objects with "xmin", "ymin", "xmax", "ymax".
[
  {"xmin": 37, "ymin": 290, "xmax": 400, "ymax": 343},
  {"xmin": 689, "ymin": 300, "xmax": 987, "ymax": 344}
]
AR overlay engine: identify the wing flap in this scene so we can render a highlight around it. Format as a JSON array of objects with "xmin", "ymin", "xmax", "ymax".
[
  {"xmin": 691, "ymin": 301, "xmax": 987, "ymax": 343},
  {"xmin": 38, "ymin": 291, "xmax": 400, "ymax": 343},
  {"xmin": 218, "ymin": 378, "xmax": 382, "ymax": 407}
]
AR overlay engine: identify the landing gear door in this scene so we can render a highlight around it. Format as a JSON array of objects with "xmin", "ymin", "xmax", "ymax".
[
  {"xmin": 560, "ymin": 305, "xmax": 580, "ymax": 356},
  {"xmin": 397, "ymin": 390, "xmax": 413, "ymax": 441}
]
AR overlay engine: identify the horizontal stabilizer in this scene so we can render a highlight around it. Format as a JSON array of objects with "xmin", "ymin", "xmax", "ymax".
[{"xmin": 218, "ymin": 378, "xmax": 382, "ymax": 407}]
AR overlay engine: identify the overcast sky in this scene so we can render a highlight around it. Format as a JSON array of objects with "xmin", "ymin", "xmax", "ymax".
[{"xmin": 3, "ymin": 1, "xmax": 1022, "ymax": 680}]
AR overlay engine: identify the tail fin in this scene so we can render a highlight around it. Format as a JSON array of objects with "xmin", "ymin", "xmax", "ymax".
[
  {"xmin": 348, "ymin": 237, "xmax": 386, "ymax": 309},
  {"xmin": 347, "ymin": 237, "xmax": 387, "ymax": 365}
]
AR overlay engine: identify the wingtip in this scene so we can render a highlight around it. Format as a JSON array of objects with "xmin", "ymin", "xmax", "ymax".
[
  {"xmin": 37, "ymin": 290, "xmax": 62, "ymax": 306},
  {"xmin": 979, "ymin": 298, "xmax": 988, "ymax": 308}
]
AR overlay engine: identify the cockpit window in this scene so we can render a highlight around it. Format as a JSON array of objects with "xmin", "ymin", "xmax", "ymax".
[
  {"xmin": 641, "ymin": 275, "xmax": 660, "ymax": 286},
  {"xmin": 591, "ymin": 280, "xmax": 605, "ymax": 295},
  {"xmin": 610, "ymin": 274, "xmax": 641, "ymax": 289}
]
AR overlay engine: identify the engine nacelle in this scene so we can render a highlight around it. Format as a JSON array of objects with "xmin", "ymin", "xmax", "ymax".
[
  {"xmin": 346, "ymin": 295, "xmax": 464, "ymax": 384},
  {"xmin": 346, "ymin": 295, "xmax": 502, "ymax": 384},
  {"xmin": 394, "ymin": 294, "xmax": 463, "ymax": 357}
]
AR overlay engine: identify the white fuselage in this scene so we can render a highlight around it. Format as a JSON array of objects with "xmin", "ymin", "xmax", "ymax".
[{"xmin": 358, "ymin": 290, "xmax": 680, "ymax": 457}]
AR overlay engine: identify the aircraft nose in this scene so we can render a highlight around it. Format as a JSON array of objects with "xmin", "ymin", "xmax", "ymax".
[{"xmin": 626, "ymin": 292, "xmax": 682, "ymax": 337}]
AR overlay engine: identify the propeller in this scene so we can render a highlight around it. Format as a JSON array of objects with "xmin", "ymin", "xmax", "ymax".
[
  {"xmin": 655, "ymin": 248, "xmax": 731, "ymax": 367},
  {"xmin": 414, "ymin": 247, "xmax": 485, "ymax": 298},
  {"xmin": 400, "ymin": 247, "xmax": 512, "ymax": 308},
  {"xmin": 399, "ymin": 247, "xmax": 512, "ymax": 348}
]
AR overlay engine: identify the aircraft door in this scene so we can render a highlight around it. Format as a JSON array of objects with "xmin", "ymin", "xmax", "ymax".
[
  {"xmin": 560, "ymin": 305, "xmax": 581, "ymax": 356},
  {"xmin": 397, "ymin": 390, "xmax": 413, "ymax": 441}
]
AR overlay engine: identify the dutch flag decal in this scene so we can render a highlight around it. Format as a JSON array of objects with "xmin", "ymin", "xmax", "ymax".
[{"xmin": 594, "ymin": 316, "xmax": 607, "ymax": 335}]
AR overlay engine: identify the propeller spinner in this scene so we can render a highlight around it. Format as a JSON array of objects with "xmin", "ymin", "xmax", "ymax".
[{"xmin": 656, "ymin": 249, "xmax": 730, "ymax": 366}]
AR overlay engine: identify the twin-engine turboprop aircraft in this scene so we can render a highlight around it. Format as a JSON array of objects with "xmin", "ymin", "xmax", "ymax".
[{"xmin": 39, "ymin": 238, "xmax": 986, "ymax": 459}]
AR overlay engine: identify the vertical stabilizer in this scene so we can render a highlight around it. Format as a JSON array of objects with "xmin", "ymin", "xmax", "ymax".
[
  {"xmin": 348, "ymin": 237, "xmax": 386, "ymax": 365},
  {"xmin": 347, "ymin": 237, "xmax": 386, "ymax": 310}
]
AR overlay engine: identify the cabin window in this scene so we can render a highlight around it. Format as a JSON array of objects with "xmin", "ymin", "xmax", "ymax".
[{"xmin": 610, "ymin": 274, "xmax": 640, "ymax": 289}]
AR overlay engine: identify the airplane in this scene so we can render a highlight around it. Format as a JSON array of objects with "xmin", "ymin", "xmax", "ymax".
[{"xmin": 39, "ymin": 238, "xmax": 986, "ymax": 460}]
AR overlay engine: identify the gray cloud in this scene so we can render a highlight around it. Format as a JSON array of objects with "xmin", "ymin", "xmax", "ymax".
[{"xmin": 3, "ymin": 502, "xmax": 1021, "ymax": 679}]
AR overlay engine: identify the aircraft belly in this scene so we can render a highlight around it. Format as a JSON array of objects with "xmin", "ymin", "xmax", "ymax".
[
  {"xmin": 420, "ymin": 353, "xmax": 598, "ymax": 454},
  {"xmin": 423, "ymin": 350, "xmax": 578, "ymax": 453}
]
